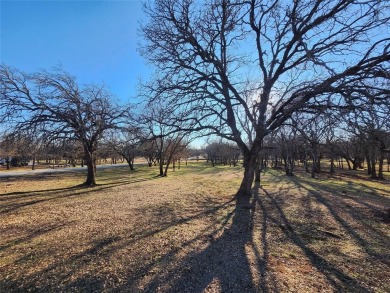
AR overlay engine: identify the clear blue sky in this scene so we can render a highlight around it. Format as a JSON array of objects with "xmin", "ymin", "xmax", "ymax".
[{"xmin": 0, "ymin": 0, "xmax": 150, "ymax": 103}]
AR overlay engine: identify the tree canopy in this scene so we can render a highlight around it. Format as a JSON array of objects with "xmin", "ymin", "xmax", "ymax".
[
  {"xmin": 0, "ymin": 65, "xmax": 128, "ymax": 185},
  {"xmin": 140, "ymin": 0, "xmax": 390, "ymax": 195}
]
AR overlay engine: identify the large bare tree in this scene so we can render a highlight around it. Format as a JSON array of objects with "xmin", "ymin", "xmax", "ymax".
[
  {"xmin": 0, "ymin": 65, "xmax": 128, "ymax": 185},
  {"xmin": 141, "ymin": 0, "xmax": 390, "ymax": 195}
]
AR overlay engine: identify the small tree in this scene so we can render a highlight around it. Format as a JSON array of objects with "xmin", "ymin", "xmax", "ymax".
[
  {"xmin": 141, "ymin": 97, "xmax": 189, "ymax": 176},
  {"xmin": 291, "ymin": 113, "xmax": 334, "ymax": 178},
  {"xmin": 275, "ymin": 125, "xmax": 299, "ymax": 176},
  {"xmin": 139, "ymin": 139, "xmax": 158, "ymax": 167},
  {"xmin": 107, "ymin": 128, "xmax": 143, "ymax": 171},
  {"xmin": 0, "ymin": 135, "xmax": 15, "ymax": 170}
]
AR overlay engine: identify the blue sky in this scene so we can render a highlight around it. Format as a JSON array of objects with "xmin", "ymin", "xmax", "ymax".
[{"xmin": 1, "ymin": 0, "xmax": 149, "ymax": 103}]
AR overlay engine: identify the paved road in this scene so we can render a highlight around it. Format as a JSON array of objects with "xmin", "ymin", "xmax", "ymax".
[{"xmin": 0, "ymin": 163, "xmax": 129, "ymax": 178}]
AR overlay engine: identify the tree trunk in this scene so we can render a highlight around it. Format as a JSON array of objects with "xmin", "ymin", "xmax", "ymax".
[
  {"xmin": 378, "ymin": 151, "xmax": 384, "ymax": 179},
  {"xmin": 84, "ymin": 149, "xmax": 96, "ymax": 186},
  {"xmin": 159, "ymin": 160, "xmax": 164, "ymax": 176},
  {"xmin": 370, "ymin": 155, "xmax": 377, "ymax": 179},
  {"xmin": 330, "ymin": 153, "xmax": 335, "ymax": 174},
  {"xmin": 365, "ymin": 152, "xmax": 372, "ymax": 175},
  {"xmin": 311, "ymin": 143, "xmax": 318, "ymax": 178},
  {"xmin": 286, "ymin": 157, "xmax": 294, "ymax": 176},
  {"xmin": 255, "ymin": 159, "xmax": 261, "ymax": 182},
  {"xmin": 340, "ymin": 158, "xmax": 344, "ymax": 170},
  {"xmin": 304, "ymin": 150, "xmax": 309, "ymax": 172},
  {"xmin": 283, "ymin": 157, "xmax": 288, "ymax": 174},
  {"xmin": 126, "ymin": 158, "xmax": 134, "ymax": 171},
  {"xmin": 344, "ymin": 157, "xmax": 351, "ymax": 170},
  {"xmin": 352, "ymin": 160, "xmax": 356, "ymax": 170},
  {"xmin": 157, "ymin": 152, "xmax": 164, "ymax": 176},
  {"xmin": 163, "ymin": 156, "xmax": 173, "ymax": 176},
  {"xmin": 32, "ymin": 156, "xmax": 36, "ymax": 170},
  {"xmin": 316, "ymin": 156, "xmax": 322, "ymax": 172},
  {"xmin": 237, "ymin": 152, "xmax": 256, "ymax": 196}
]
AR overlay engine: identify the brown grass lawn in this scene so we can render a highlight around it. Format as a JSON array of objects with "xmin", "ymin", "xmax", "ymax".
[{"xmin": 0, "ymin": 163, "xmax": 389, "ymax": 292}]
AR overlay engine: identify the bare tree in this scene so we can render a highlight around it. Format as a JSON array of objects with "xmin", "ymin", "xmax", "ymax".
[
  {"xmin": 0, "ymin": 65, "xmax": 128, "ymax": 185},
  {"xmin": 7, "ymin": 131, "xmax": 46, "ymax": 170},
  {"xmin": 344, "ymin": 99, "xmax": 390, "ymax": 179},
  {"xmin": 275, "ymin": 125, "xmax": 300, "ymax": 176},
  {"xmin": 141, "ymin": 96, "xmax": 189, "ymax": 176},
  {"xmin": 61, "ymin": 139, "xmax": 84, "ymax": 167},
  {"xmin": 204, "ymin": 142, "xmax": 221, "ymax": 167},
  {"xmin": 291, "ymin": 113, "xmax": 335, "ymax": 178},
  {"xmin": 139, "ymin": 139, "xmax": 158, "ymax": 167},
  {"xmin": 0, "ymin": 135, "xmax": 16, "ymax": 170},
  {"xmin": 335, "ymin": 136, "xmax": 364, "ymax": 170},
  {"xmin": 204, "ymin": 140, "xmax": 241, "ymax": 167},
  {"xmin": 141, "ymin": 0, "xmax": 390, "ymax": 195},
  {"xmin": 107, "ymin": 128, "xmax": 143, "ymax": 171}
]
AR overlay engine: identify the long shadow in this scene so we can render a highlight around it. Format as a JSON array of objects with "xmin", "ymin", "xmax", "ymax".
[
  {"xmin": 106, "ymin": 197, "xmax": 236, "ymax": 253},
  {"xmin": 0, "ymin": 169, "xmax": 90, "ymax": 182},
  {"xmin": 115, "ymin": 200, "xmax": 238, "ymax": 292},
  {"xmin": 0, "ymin": 222, "xmax": 71, "ymax": 253},
  {"xmin": 0, "ymin": 176, "xmax": 161, "ymax": 214},
  {"xmin": 323, "ymin": 179, "xmax": 390, "ymax": 233},
  {"xmin": 1, "ymin": 196, "xmax": 238, "ymax": 292},
  {"xmin": 2, "ymin": 235, "xmax": 121, "ymax": 293},
  {"xmin": 257, "ymin": 186, "xmax": 372, "ymax": 292},
  {"xmin": 0, "ymin": 184, "xmax": 121, "ymax": 214},
  {"xmin": 1, "ymin": 175, "xmax": 161, "ymax": 198},
  {"xmin": 290, "ymin": 176, "xmax": 390, "ymax": 264},
  {"xmin": 1, "ymin": 185, "xmax": 87, "ymax": 198},
  {"xmin": 132, "ymin": 188, "xmax": 269, "ymax": 293}
]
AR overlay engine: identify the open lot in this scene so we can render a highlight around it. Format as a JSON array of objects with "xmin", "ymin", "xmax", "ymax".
[{"xmin": 1, "ymin": 163, "xmax": 389, "ymax": 292}]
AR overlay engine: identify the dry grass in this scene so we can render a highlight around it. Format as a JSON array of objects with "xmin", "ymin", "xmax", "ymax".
[{"xmin": 0, "ymin": 163, "xmax": 389, "ymax": 292}]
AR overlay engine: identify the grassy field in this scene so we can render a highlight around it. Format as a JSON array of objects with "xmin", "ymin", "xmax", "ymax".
[{"xmin": 1, "ymin": 163, "xmax": 389, "ymax": 292}]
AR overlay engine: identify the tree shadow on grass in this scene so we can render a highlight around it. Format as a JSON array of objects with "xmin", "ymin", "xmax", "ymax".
[
  {"xmin": 127, "ymin": 184, "xmax": 271, "ymax": 293},
  {"xmin": 0, "ymin": 176, "xmax": 162, "ymax": 214},
  {"xmin": 256, "ymin": 185, "xmax": 371, "ymax": 292},
  {"xmin": 0, "ymin": 222, "xmax": 71, "ymax": 253},
  {"xmin": 141, "ymin": 199, "xmax": 254, "ymax": 292},
  {"xmin": 290, "ymin": 175, "xmax": 390, "ymax": 265},
  {"xmin": 141, "ymin": 177, "xmax": 376, "ymax": 292},
  {"xmin": 3, "ymin": 172, "xmax": 385, "ymax": 292},
  {"xmin": 1, "ymin": 235, "xmax": 121, "ymax": 293},
  {"xmin": 1, "ymin": 197, "xmax": 238, "ymax": 292}
]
